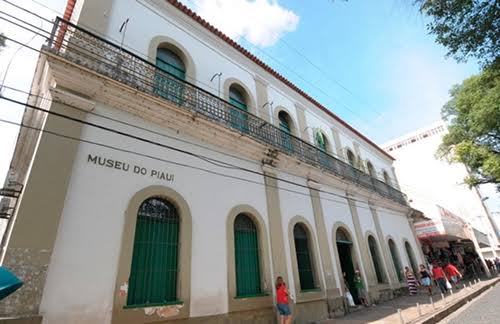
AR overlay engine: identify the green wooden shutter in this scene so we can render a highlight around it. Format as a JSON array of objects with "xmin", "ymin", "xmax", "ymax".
[
  {"xmin": 405, "ymin": 242, "xmax": 418, "ymax": 276},
  {"xmin": 229, "ymin": 88, "xmax": 249, "ymax": 133},
  {"xmin": 127, "ymin": 198, "xmax": 179, "ymax": 307},
  {"xmin": 234, "ymin": 214, "xmax": 262, "ymax": 297},
  {"xmin": 294, "ymin": 224, "xmax": 316, "ymax": 290},
  {"xmin": 155, "ymin": 48, "xmax": 186, "ymax": 105},
  {"xmin": 389, "ymin": 240, "xmax": 404, "ymax": 282},
  {"xmin": 368, "ymin": 236, "xmax": 384, "ymax": 283},
  {"xmin": 278, "ymin": 111, "xmax": 293, "ymax": 152}
]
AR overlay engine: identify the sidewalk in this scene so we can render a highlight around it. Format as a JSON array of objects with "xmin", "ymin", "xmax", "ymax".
[{"xmin": 320, "ymin": 277, "xmax": 500, "ymax": 324}]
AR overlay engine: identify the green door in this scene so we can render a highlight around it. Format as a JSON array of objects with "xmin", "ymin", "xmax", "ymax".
[
  {"xmin": 278, "ymin": 111, "xmax": 293, "ymax": 152},
  {"xmin": 389, "ymin": 240, "xmax": 404, "ymax": 282},
  {"xmin": 155, "ymin": 48, "xmax": 185, "ymax": 106},
  {"xmin": 127, "ymin": 198, "xmax": 179, "ymax": 307},
  {"xmin": 234, "ymin": 214, "xmax": 261, "ymax": 296}
]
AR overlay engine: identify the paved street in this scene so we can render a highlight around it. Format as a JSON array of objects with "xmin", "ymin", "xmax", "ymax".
[{"xmin": 442, "ymin": 283, "xmax": 500, "ymax": 324}]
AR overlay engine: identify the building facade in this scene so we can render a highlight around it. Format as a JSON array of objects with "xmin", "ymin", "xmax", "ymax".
[
  {"xmin": 383, "ymin": 122, "xmax": 500, "ymax": 261},
  {"xmin": 0, "ymin": 1, "xmax": 423, "ymax": 323}
]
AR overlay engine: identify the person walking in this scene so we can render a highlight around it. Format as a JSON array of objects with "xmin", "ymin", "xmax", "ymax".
[
  {"xmin": 419, "ymin": 264, "xmax": 433, "ymax": 295},
  {"xmin": 444, "ymin": 262, "xmax": 462, "ymax": 289},
  {"xmin": 275, "ymin": 276, "xmax": 292, "ymax": 324},
  {"xmin": 432, "ymin": 262, "xmax": 448, "ymax": 294},
  {"xmin": 353, "ymin": 270, "xmax": 369, "ymax": 307},
  {"xmin": 405, "ymin": 266, "xmax": 418, "ymax": 296}
]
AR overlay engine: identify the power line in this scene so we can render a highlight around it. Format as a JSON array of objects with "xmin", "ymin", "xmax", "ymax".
[
  {"xmin": 0, "ymin": 115, "xmax": 409, "ymax": 218},
  {"xmin": 0, "ymin": 94, "xmax": 409, "ymax": 215}
]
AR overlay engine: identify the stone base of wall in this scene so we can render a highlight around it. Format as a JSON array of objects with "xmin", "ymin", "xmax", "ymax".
[
  {"xmin": 170, "ymin": 307, "xmax": 276, "ymax": 324},
  {"xmin": 327, "ymin": 296, "xmax": 346, "ymax": 318},
  {"xmin": 293, "ymin": 299, "xmax": 329, "ymax": 323},
  {"xmin": 392, "ymin": 287, "xmax": 408, "ymax": 298},
  {"xmin": 0, "ymin": 316, "xmax": 42, "ymax": 324}
]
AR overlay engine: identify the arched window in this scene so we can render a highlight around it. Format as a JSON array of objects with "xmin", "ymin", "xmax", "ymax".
[
  {"xmin": 156, "ymin": 48, "xmax": 186, "ymax": 79},
  {"xmin": 293, "ymin": 224, "xmax": 315, "ymax": 290},
  {"xmin": 383, "ymin": 171, "xmax": 391, "ymax": 184},
  {"xmin": 278, "ymin": 111, "xmax": 293, "ymax": 152},
  {"xmin": 127, "ymin": 198, "xmax": 180, "ymax": 306},
  {"xmin": 347, "ymin": 149, "xmax": 356, "ymax": 168},
  {"xmin": 155, "ymin": 47, "xmax": 186, "ymax": 105},
  {"xmin": 405, "ymin": 241, "xmax": 418, "ymax": 276},
  {"xmin": 366, "ymin": 161, "xmax": 375, "ymax": 178},
  {"xmin": 234, "ymin": 214, "xmax": 262, "ymax": 296},
  {"xmin": 388, "ymin": 239, "xmax": 403, "ymax": 282},
  {"xmin": 229, "ymin": 85, "xmax": 249, "ymax": 133},
  {"xmin": 315, "ymin": 131, "xmax": 327, "ymax": 152},
  {"xmin": 368, "ymin": 236, "xmax": 384, "ymax": 283}
]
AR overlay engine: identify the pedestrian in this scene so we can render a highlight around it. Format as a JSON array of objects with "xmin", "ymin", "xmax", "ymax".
[
  {"xmin": 405, "ymin": 266, "xmax": 418, "ymax": 295},
  {"xmin": 444, "ymin": 262, "xmax": 462, "ymax": 289},
  {"xmin": 432, "ymin": 262, "xmax": 448, "ymax": 294},
  {"xmin": 353, "ymin": 270, "xmax": 369, "ymax": 307},
  {"xmin": 495, "ymin": 257, "xmax": 500, "ymax": 271},
  {"xmin": 419, "ymin": 264, "xmax": 433, "ymax": 295},
  {"xmin": 275, "ymin": 276, "xmax": 292, "ymax": 324}
]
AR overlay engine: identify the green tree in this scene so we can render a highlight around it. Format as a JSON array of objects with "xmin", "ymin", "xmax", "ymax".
[
  {"xmin": 415, "ymin": 0, "xmax": 499, "ymax": 67},
  {"xmin": 437, "ymin": 67, "xmax": 500, "ymax": 189}
]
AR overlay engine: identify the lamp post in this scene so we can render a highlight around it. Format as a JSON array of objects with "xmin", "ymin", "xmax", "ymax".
[{"xmin": 210, "ymin": 72, "xmax": 222, "ymax": 98}]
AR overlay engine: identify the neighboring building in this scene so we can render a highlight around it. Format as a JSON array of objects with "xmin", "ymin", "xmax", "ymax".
[
  {"xmin": 0, "ymin": 1, "xmax": 422, "ymax": 323},
  {"xmin": 383, "ymin": 122, "xmax": 500, "ymax": 261}
]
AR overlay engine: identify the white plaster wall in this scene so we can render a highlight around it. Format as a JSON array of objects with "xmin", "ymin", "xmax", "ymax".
[
  {"xmin": 318, "ymin": 187, "xmax": 355, "ymax": 291},
  {"xmin": 39, "ymin": 102, "xmax": 270, "ymax": 323},
  {"xmin": 277, "ymin": 173, "xmax": 321, "ymax": 298},
  {"xmin": 303, "ymin": 110, "xmax": 337, "ymax": 154},
  {"xmin": 377, "ymin": 207, "xmax": 422, "ymax": 268},
  {"xmin": 98, "ymin": 0, "xmax": 394, "ymax": 171}
]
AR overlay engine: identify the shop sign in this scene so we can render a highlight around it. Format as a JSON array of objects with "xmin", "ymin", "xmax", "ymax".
[{"xmin": 414, "ymin": 220, "xmax": 445, "ymax": 239}]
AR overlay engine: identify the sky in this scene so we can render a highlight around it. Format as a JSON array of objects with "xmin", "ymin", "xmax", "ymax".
[{"xmin": 0, "ymin": 0, "xmax": 495, "ymax": 217}]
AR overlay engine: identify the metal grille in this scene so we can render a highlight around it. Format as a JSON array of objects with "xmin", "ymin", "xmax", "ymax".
[
  {"xmin": 368, "ymin": 236, "xmax": 384, "ymax": 283},
  {"xmin": 127, "ymin": 198, "xmax": 179, "ymax": 307},
  {"xmin": 234, "ymin": 214, "xmax": 262, "ymax": 297},
  {"xmin": 46, "ymin": 18, "xmax": 407, "ymax": 206},
  {"xmin": 388, "ymin": 239, "xmax": 404, "ymax": 283},
  {"xmin": 293, "ymin": 224, "xmax": 316, "ymax": 290}
]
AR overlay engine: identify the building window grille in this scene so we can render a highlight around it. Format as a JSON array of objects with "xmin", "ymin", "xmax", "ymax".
[
  {"xmin": 155, "ymin": 48, "xmax": 186, "ymax": 105},
  {"xmin": 388, "ymin": 239, "xmax": 404, "ymax": 282},
  {"xmin": 234, "ymin": 214, "xmax": 262, "ymax": 297},
  {"xmin": 368, "ymin": 236, "xmax": 384, "ymax": 283},
  {"xmin": 293, "ymin": 224, "xmax": 316, "ymax": 290},
  {"xmin": 127, "ymin": 197, "xmax": 180, "ymax": 307}
]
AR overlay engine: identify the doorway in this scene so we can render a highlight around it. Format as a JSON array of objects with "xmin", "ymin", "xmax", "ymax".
[{"xmin": 336, "ymin": 228, "xmax": 358, "ymax": 304}]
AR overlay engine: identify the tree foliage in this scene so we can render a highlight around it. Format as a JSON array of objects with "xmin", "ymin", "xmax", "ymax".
[
  {"xmin": 437, "ymin": 67, "xmax": 500, "ymax": 189},
  {"xmin": 416, "ymin": 0, "xmax": 499, "ymax": 67}
]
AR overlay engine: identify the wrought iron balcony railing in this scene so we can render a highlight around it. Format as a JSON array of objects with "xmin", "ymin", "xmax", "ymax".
[{"xmin": 46, "ymin": 17, "xmax": 407, "ymax": 205}]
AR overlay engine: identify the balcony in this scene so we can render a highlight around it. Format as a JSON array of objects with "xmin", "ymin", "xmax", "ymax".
[{"xmin": 46, "ymin": 17, "xmax": 407, "ymax": 206}]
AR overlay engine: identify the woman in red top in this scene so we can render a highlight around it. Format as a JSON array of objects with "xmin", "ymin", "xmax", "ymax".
[{"xmin": 275, "ymin": 276, "xmax": 293, "ymax": 324}]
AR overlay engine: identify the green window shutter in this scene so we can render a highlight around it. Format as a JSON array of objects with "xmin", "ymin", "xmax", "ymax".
[
  {"xmin": 389, "ymin": 240, "xmax": 404, "ymax": 282},
  {"xmin": 278, "ymin": 111, "xmax": 293, "ymax": 152},
  {"xmin": 229, "ymin": 87, "xmax": 249, "ymax": 133},
  {"xmin": 294, "ymin": 224, "xmax": 316, "ymax": 290},
  {"xmin": 155, "ymin": 48, "xmax": 186, "ymax": 105},
  {"xmin": 127, "ymin": 198, "xmax": 180, "ymax": 306},
  {"xmin": 315, "ymin": 132, "xmax": 326, "ymax": 152},
  {"xmin": 368, "ymin": 236, "xmax": 384, "ymax": 284},
  {"xmin": 405, "ymin": 242, "xmax": 418, "ymax": 276},
  {"xmin": 234, "ymin": 214, "xmax": 262, "ymax": 297}
]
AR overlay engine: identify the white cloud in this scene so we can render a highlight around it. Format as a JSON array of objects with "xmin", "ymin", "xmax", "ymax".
[{"xmin": 193, "ymin": 0, "xmax": 299, "ymax": 47}]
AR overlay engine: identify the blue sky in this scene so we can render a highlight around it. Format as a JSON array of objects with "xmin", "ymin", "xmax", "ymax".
[{"xmin": 230, "ymin": 0, "xmax": 479, "ymax": 143}]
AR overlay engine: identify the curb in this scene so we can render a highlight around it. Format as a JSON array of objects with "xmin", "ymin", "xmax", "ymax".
[{"xmin": 413, "ymin": 278, "xmax": 500, "ymax": 324}]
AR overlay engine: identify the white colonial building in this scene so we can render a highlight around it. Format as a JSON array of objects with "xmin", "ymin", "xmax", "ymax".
[{"xmin": 0, "ymin": 1, "xmax": 423, "ymax": 323}]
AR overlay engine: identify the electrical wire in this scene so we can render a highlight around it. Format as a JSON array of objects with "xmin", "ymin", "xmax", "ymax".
[
  {"xmin": 0, "ymin": 114, "xmax": 410, "ymax": 218},
  {"xmin": 0, "ymin": 94, "xmax": 411, "ymax": 216}
]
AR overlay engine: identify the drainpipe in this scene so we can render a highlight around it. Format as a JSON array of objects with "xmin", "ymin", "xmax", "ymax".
[{"xmin": 54, "ymin": 0, "xmax": 77, "ymax": 49}]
